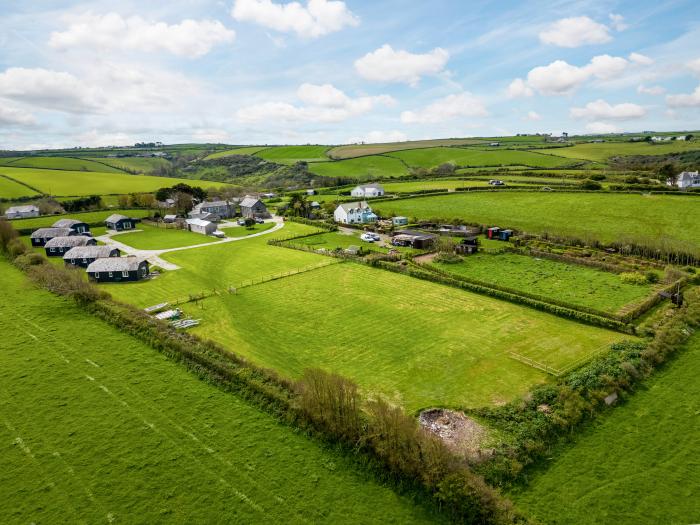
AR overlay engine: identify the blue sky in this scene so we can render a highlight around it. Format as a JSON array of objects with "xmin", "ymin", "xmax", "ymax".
[{"xmin": 0, "ymin": 0, "xmax": 699, "ymax": 149}]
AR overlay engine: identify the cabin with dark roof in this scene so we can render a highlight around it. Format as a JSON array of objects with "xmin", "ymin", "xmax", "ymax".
[
  {"xmin": 86, "ymin": 257, "xmax": 149, "ymax": 282},
  {"xmin": 390, "ymin": 230, "xmax": 438, "ymax": 249},
  {"xmin": 30, "ymin": 227, "xmax": 76, "ymax": 247},
  {"xmin": 105, "ymin": 214, "xmax": 138, "ymax": 231},
  {"xmin": 63, "ymin": 246, "xmax": 121, "ymax": 267},
  {"xmin": 44, "ymin": 236, "xmax": 96, "ymax": 256},
  {"xmin": 52, "ymin": 218, "xmax": 90, "ymax": 234}
]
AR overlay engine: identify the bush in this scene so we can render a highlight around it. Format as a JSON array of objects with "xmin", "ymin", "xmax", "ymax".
[
  {"xmin": 13, "ymin": 252, "xmax": 46, "ymax": 270},
  {"xmin": 434, "ymin": 252, "xmax": 463, "ymax": 264},
  {"xmin": 645, "ymin": 271, "xmax": 660, "ymax": 283},
  {"xmin": 6, "ymin": 238, "xmax": 28, "ymax": 258},
  {"xmin": 580, "ymin": 179, "xmax": 602, "ymax": 190},
  {"xmin": 620, "ymin": 272, "xmax": 648, "ymax": 285},
  {"xmin": 589, "ymin": 173, "xmax": 606, "ymax": 181}
]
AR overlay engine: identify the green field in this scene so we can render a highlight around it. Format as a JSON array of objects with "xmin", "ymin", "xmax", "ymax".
[
  {"xmin": 512, "ymin": 333, "xmax": 700, "ymax": 524},
  {"xmin": 432, "ymin": 253, "xmax": 655, "ymax": 314},
  {"xmin": 110, "ymin": 223, "xmax": 220, "ymax": 250},
  {"xmin": 203, "ymin": 146, "xmax": 267, "ymax": 160},
  {"xmin": 0, "ymin": 176, "xmax": 40, "ymax": 198},
  {"xmin": 255, "ymin": 146, "xmax": 330, "ymax": 164},
  {"xmin": 2, "ymin": 156, "xmax": 126, "ymax": 173},
  {"xmin": 184, "ymin": 262, "xmax": 626, "ymax": 411},
  {"xmin": 374, "ymin": 192, "xmax": 700, "ymax": 250},
  {"xmin": 86, "ymin": 157, "xmax": 171, "ymax": 174},
  {"xmin": 327, "ymin": 139, "xmax": 488, "ymax": 159},
  {"xmin": 534, "ymin": 140, "xmax": 700, "ymax": 162},
  {"xmin": 309, "ymin": 155, "xmax": 408, "ymax": 179},
  {"xmin": 0, "ymin": 167, "xmax": 232, "ymax": 197},
  {"xmin": 378, "ymin": 176, "xmax": 580, "ymax": 194},
  {"xmin": 386, "ymin": 147, "xmax": 580, "ymax": 169},
  {"xmin": 0, "ymin": 260, "xmax": 439, "ymax": 524},
  {"xmin": 10, "ymin": 209, "xmax": 152, "ymax": 230}
]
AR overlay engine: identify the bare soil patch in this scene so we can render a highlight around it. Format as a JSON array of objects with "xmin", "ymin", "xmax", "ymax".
[{"xmin": 419, "ymin": 408, "xmax": 494, "ymax": 461}]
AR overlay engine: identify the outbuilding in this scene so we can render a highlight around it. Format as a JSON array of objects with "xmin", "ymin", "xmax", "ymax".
[
  {"xmin": 63, "ymin": 245, "xmax": 121, "ymax": 267},
  {"xmin": 5, "ymin": 205, "xmax": 39, "ymax": 219},
  {"xmin": 351, "ymin": 183, "xmax": 385, "ymax": 198},
  {"xmin": 163, "ymin": 214, "xmax": 178, "ymax": 223},
  {"xmin": 455, "ymin": 236, "xmax": 479, "ymax": 255},
  {"xmin": 52, "ymin": 218, "xmax": 90, "ymax": 234},
  {"xmin": 239, "ymin": 196, "xmax": 269, "ymax": 218},
  {"xmin": 392, "ymin": 216, "xmax": 409, "ymax": 226},
  {"xmin": 486, "ymin": 226, "xmax": 501, "ymax": 239},
  {"xmin": 44, "ymin": 235, "xmax": 96, "ymax": 257},
  {"xmin": 391, "ymin": 230, "xmax": 438, "ymax": 249},
  {"xmin": 30, "ymin": 227, "xmax": 76, "ymax": 247},
  {"xmin": 86, "ymin": 257, "xmax": 150, "ymax": 283},
  {"xmin": 186, "ymin": 218, "xmax": 217, "ymax": 235},
  {"xmin": 105, "ymin": 214, "xmax": 138, "ymax": 231}
]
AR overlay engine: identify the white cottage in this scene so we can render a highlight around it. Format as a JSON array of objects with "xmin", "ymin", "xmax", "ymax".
[
  {"xmin": 671, "ymin": 171, "xmax": 700, "ymax": 189},
  {"xmin": 333, "ymin": 201, "xmax": 378, "ymax": 225},
  {"xmin": 5, "ymin": 205, "xmax": 39, "ymax": 219},
  {"xmin": 350, "ymin": 183, "xmax": 385, "ymax": 198},
  {"xmin": 186, "ymin": 218, "xmax": 217, "ymax": 235}
]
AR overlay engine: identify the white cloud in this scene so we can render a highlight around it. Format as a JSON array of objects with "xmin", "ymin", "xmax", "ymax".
[
  {"xmin": 354, "ymin": 45, "xmax": 449, "ymax": 86},
  {"xmin": 688, "ymin": 58, "xmax": 700, "ymax": 75},
  {"xmin": 49, "ymin": 13, "xmax": 235, "ymax": 58},
  {"xmin": 570, "ymin": 99, "xmax": 646, "ymax": 120},
  {"xmin": 236, "ymin": 83, "xmax": 395, "ymax": 123},
  {"xmin": 539, "ymin": 16, "xmax": 612, "ymax": 47},
  {"xmin": 0, "ymin": 103, "xmax": 36, "ymax": 126},
  {"xmin": 629, "ymin": 52, "xmax": 653, "ymax": 65},
  {"xmin": 520, "ymin": 54, "xmax": 629, "ymax": 95},
  {"xmin": 74, "ymin": 130, "xmax": 135, "ymax": 147},
  {"xmin": 637, "ymin": 84, "xmax": 666, "ymax": 95},
  {"xmin": 401, "ymin": 92, "xmax": 488, "ymax": 124},
  {"xmin": 191, "ymin": 129, "xmax": 232, "ymax": 143},
  {"xmin": 231, "ymin": 0, "xmax": 358, "ymax": 38},
  {"xmin": 506, "ymin": 78, "xmax": 533, "ymax": 98},
  {"xmin": 585, "ymin": 121, "xmax": 620, "ymax": 134},
  {"xmin": 525, "ymin": 111, "xmax": 542, "ymax": 121},
  {"xmin": 667, "ymin": 85, "xmax": 700, "ymax": 107},
  {"xmin": 609, "ymin": 13, "xmax": 628, "ymax": 31},
  {"xmin": 346, "ymin": 130, "xmax": 408, "ymax": 144}
]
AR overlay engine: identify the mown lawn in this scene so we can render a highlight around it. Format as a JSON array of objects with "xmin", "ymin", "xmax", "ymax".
[
  {"xmin": 309, "ymin": 155, "xmax": 408, "ymax": 179},
  {"xmin": 432, "ymin": 253, "xmax": 655, "ymax": 314},
  {"xmin": 0, "ymin": 260, "xmax": 439, "ymax": 524},
  {"xmin": 4, "ymin": 156, "xmax": 126, "ymax": 173},
  {"xmin": 512, "ymin": 333, "xmax": 700, "ymax": 525},
  {"xmin": 534, "ymin": 140, "xmax": 700, "ymax": 162},
  {"xmin": 0, "ymin": 176, "xmax": 39, "ymax": 198},
  {"xmin": 112, "ymin": 223, "xmax": 220, "ymax": 250},
  {"xmin": 0, "ymin": 167, "xmax": 233, "ymax": 196},
  {"xmin": 189, "ymin": 262, "xmax": 628, "ymax": 412},
  {"xmin": 255, "ymin": 145, "xmax": 330, "ymax": 164},
  {"xmin": 386, "ymin": 147, "xmax": 579, "ymax": 169},
  {"xmin": 374, "ymin": 192, "xmax": 700, "ymax": 251},
  {"xmin": 9, "ymin": 209, "xmax": 152, "ymax": 230}
]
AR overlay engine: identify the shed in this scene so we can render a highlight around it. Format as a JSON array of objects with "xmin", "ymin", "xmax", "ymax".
[
  {"xmin": 105, "ymin": 214, "xmax": 138, "ymax": 231},
  {"xmin": 63, "ymin": 245, "xmax": 121, "ymax": 267},
  {"xmin": 44, "ymin": 235, "xmax": 96, "ymax": 256},
  {"xmin": 163, "ymin": 214, "xmax": 178, "ymax": 223},
  {"xmin": 5, "ymin": 205, "xmax": 39, "ymax": 219},
  {"xmin": 30, "ymin": 227, "xmax": 76, "ymax": 247},
  {"xmin": 498, "ymin": 229, "xmax": 513, "ymax": 241},
  {"xmin": 186, "ymin": 218, "xmax": 217, "ymax": 235},
  {"xmin": 391, "ymin": 230, "xmax": 438, "ymax": 249},
  {"xmin": 455, "ymin": 236, "xmax": 479, "ymax": 255},
  {"xmin": 52, "ymin": 218, "xmax": 90, "ymax": 234},
  {"xmin": 486, "ymin": 226, "xmax": 501, "ymax": 239},
  {"xmin": 392, "ymin": 216, "xmax": 409, "ymax": 226},
  {"xmin": 86, "ymin": 257, "xmax": 150, "ymax": 282}
]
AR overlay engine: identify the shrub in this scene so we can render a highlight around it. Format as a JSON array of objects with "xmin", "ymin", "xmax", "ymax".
[
  {"xmin": 434, "ymin": 252, "xmax": 463, "ymax": 264},
  {"xmin": 580, "ymin": 179, "xmax": 602, "ymax": 190},
  {"xmin": 6, "ymin": 238, "xmax": 28, "ymax": 258},
  {"xmin": 620, "ymin": 272, "xmax": 647, "ymax": 285},
  {"xmin": 0, "ymin": 219, "xmax": 18, "ymax": 253},
  {"xmin": 12, "ymin": 252, "xmax": 46, "ymax": 270},
  {"xmin": 645, "ymin": 270, "xmax": 660, "ymax": 284}
]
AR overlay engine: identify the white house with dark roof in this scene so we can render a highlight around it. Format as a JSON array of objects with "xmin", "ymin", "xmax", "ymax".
[
  {"xmin": 333, "ymin": 201, "xmax": 377, "ymax": 224},
  {"xmin": 5, "ymin": 205, "xmax": 39, "ymax": 219},
  {"xmin": 351, "ymin": 183, "xmax": 385, "ymax": 198}
]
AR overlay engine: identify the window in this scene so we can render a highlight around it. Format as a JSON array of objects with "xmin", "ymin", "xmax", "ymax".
[
  {"xmin": 82, "ymin": 258, "xmax": 87, "ymax": 263},
  {"xmin": 122, "ymin": 271, "xmax": 129, "ymax": 277},
  {"xmin": 108, "ymin": 272, "xmax": 113, "ymax": 277},
  {"xmin": 49, "ymin": 247, "xmax": 55, "ymax": 253}
]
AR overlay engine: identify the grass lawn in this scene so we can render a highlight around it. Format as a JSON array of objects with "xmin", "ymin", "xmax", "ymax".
[
  {"xmin": 0, "ymin": 260, "xmax": 439, "ymax": 524},
  {"xmin": 188, "ymin": 262, "xmax": 628, "ymax": 412},
  {"xmin": 219, "ymin": 222, "xmax": 275, "ymax": 235},
  {"xmin": 0, "ymin": 167, "xmax": 233, "ymax": 197},
  {"xmin": 9, "ymin": 209, "xmax": 153, "ymax": 230},
  {"xmin": 105, "ymin": 222, "xmax": 326, "ymax": 307},
  {"xmin": 255, "ymin": 145, "xmax": 330, "ymax": 164},
  {"xmin": 293, "ymin": 231, "xmax": 387, "ymax": 251},
  {"xmin": 374, "ymin": 192, "xmax": 700, "ymax": 251},
  {"xmin": 309, "ymin": 155, "xmax": 409, "ymax": 179},
  {"xmin": 111, "ymin": 223, "xmax": 220, "ymax": 250},
  {"xmin": 86, "ymin": 157, "xmax": 171, "ymax": 174},
  {"xmin": 512, "ymin": 333, "xmax": 700, "ymax": 525},
  {"xmin": 3, "ymin": 156, "xmax": 126, "ymax": 173},
  {"xmin": 327, "ymin": 139, "xmax": 488, "ymax": 159},
  {"xmin": 0, "ymin": 176, "xmax": 40, "ymax": 198},
  {"xmin": 534, "ymin": 140, "xmax": 700, "ymax": 162},
  {"xmin": 378, "ymin": 176, "xmax": 579, "ymax": 194},
  {"xmin": 432, "ymin": 253, "xmax": 655, "ymax": 314},
  {"xmin": 203, "ymin": 146, "xmax": 267, "ymax": 160},
  {"xmin": 386, "ymin": 147, "xmax": 580, "ymax": 169}
]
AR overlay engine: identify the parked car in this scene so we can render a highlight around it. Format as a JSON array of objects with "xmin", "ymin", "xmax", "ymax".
[
  {"xmin": 369, "ymin": 233, "xmax": 381, "ymax": 241},
  {"xmin": 360, "ymin": 233, "xmax": 375, "ymax": 242},
  {"xmin": 255, "ymin": 218, "xmax": 265, "ymax": 224},
  {"xmin": 488, "ymin": 179, "xmax": 505, "ymax": 186},
  {"xmin": 237, "ymin": 218, "xmax": 246, "ymax": 225}
]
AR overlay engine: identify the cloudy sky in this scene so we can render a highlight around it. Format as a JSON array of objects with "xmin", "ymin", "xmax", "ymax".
[{"xmin": 1, "ymin": 0, "xmax": 699, "ymax": 149}]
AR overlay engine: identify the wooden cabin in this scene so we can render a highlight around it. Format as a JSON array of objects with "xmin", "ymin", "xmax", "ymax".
[{"xmin": 86, "ymin": 257, "xmax": 149, "ymax": 282}]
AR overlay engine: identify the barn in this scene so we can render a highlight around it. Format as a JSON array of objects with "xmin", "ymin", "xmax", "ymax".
[
  {"xmin": 30, "ymin": 227, "xmax": 76, "ymax": 247},
  {"xmin": 239, "ymin": 196, "xmax": 269, "ymax": 218},
  {"xmin": 105, "ymin": 214, "xmax": 138, "ymax": 231},
  {"xmin": 52, "ymin": 218, "xmax": 90, "ymax": 234},
  {"xmin": 44, "ymin": 235, "xmax": 96, "ymax": 257},
  {"xmin": 86, "ymin": 257, "xmax": 150, "ymax": 282},
  {"xmin": 63, "ymin": 246, "xmax": 121, "ymax": 267}
]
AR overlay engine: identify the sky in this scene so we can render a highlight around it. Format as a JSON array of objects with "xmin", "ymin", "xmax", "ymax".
[{"xmin": 0, "ymin": 0, "xmax": 699, "ymax": 149}]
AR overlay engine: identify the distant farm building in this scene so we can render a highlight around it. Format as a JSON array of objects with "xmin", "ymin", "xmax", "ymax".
[
  {"xmin": 30, "ymin": 227, "xmax": 76, "ymax": 247},
  {"xmin": 63, "ymin": 246, "xmax": 121, "ymax": 267},
  {"xmin": 44, "ymin": 235, "xmax": 96, "ymax": 257},
  {"xmin": 670, "ymin": 171, "xmax": 700, "ymax": 189},
  {"xmin": 163, "ymin": 214, "xmax": 178, "ymax": 223},
  {"xmin": 186, "ymin": 218, "xmax": 217, "ymax": 235},
  {"xmin": 191, "ymin": 200, "xmax": 236, "ymax": 219},
  {"xmin": 105, "ymin": 214, "xmax": 138, "ymax": 231},
  {"xmin": 351, "ymin": 183, "xmax": 385, "ymax": 198},
  {"xmin": 5, "ymin": 205, "xmax": 39, "ymax": 219},
  {"xmin": 455, "ymin": 236, "xmax": 479, "ymax": 255},
  {"xmin": 334, "ymin": 201, "xmax": 377, "ymax": 225},
  {"xmin": 87, "ymin": 257, "xmax": 150, "ymax": 282},
  {"xmin": 391, "ymin": 230, "xmax": 438, "ymax": 249},
  {"xmin": 392, "ymin": 216, "xmax": 409, "ymax": 226},
  {"xmin": 239, "ymin": 196, "xmax": 269, "ymax": 218},
  {"xmin": 52, "ymin": 218, "xmax": 90, "ymax": 234}
]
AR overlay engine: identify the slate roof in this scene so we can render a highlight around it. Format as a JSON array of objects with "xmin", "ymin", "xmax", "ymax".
[
  {"xmin": 355, "ymin": 183, "xmax": 384, "ymax": 190},
  {"xmin": 6, "ymin": 205, "xmax": 39, "ymax": 213},
  {"xmin": 63, "ymin": 246, "xmax": 119, "ymax": 260},
  {"xmin": 52, "ymin": 218, "xmax": 86, "ymax": 228},
  {"xmin": 30, "ymin": 227, "xmax": 74, "ymax": 238},
  {"xmin": 105, "ymin": 214, "xmax": 130, "ymax": 223},
  {"xmin": 44, "ymin": 236, "xmax": 94, "ymax": 248},
  {"xmin": 240, "ymin": 196, "xmax": 261, "ymax": 208},
  {"xmin": 86, "ymin": 257, "xmax": 147, "ymax": 272},
  {"xmin": 196, "ymin": 200, "xmax": 231, "ymax": 208},
  {"xmin": 337, "ymin": 201, "xmax": 371, "ymax": 212},
  {"xmin": 186, "ymin": 218, "xmax": 213, "ymax": 227}
]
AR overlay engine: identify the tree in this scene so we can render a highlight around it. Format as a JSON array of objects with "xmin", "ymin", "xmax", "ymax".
[
  {"xmin": 658, "ymin": 162, "xmax": 678, "ymax": 185},
  {"xmin": 244, "ymin": 217, "xmax": 255, "ymax": 229},
  {"xmin": 173, "ymin": 192, "xmax": 193, "ymax": 214},
  {"xmin": 288, "ymin": 193, "xmax": 310, "ymax": 217},
  {"xmin": 118, "ymin": 194, "xmax": 129, "ymax": 207}
]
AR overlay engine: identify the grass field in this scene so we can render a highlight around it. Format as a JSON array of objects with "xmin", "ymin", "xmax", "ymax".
[
  {"xmin": 203, "ymin": 146, "xmax": 267, "ymax": 160},
  {"xmin": 0, "ymin": 260, "xmax": 439, "ymax": 524},
  {"xmin": 327, "ymin": 139, "xmax": 488, "ymax": 159},
  {"xmin": 512, "ymin": 333, "xmax": 700, "ymax": 525},
  {"xmin": 432, "ymin": 253, "xmax": 655, "ymax": 314},
  {"xmin": 0, "ymin": 167, "xmax": 233, "ymax": 197},
  {"xmin": 0, "ymin": 176, "xmax": 40, "ymax": 198},
  {"xmin": 309, "ymin": 155, "xmax": 408, "ymax": 179},
  {"xmin": 1, "ymin": 156, "xmax": 126, "ymax": 173},
  {"xmin": 110, "ymin": 223, "xmax": 220, "ymax": 250},
  {"xmin": 255, "ymin": 146, "xmax": 330, "ymax": 164},
  {"xmin": 183, "ymin": 262, "xmax": 627, "ymax": 411},
  {"xmin": 10, "ymin": 209, "xmax": 153, "ymax": 230},
  {"xmin": 86, "ymin": 157, "xmax": 171, "ymax": 174},
  {"xmin": 386, "ymin": 147, "xmax": 581, "ymax": 169},
  {"xmin": 377, "ymin": 176, "xmax": 580, "ymax": 193},
  {"xmin": 533, "ymin": 140, "xmax": 700, "ymax": 162},
  {"xmin": 374, "ymin": 192, "xmax": 700, "ymax": 250}
]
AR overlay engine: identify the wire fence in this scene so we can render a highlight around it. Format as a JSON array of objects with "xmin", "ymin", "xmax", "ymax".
[{"xmin": 509, "ymin": 343, "xmax": 612, "ymax": 377}]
